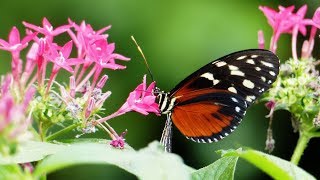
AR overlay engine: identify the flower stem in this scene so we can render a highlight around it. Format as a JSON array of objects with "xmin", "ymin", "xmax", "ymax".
[
  {"xmin": 290, "ymin": 132, "xmax": 311, "ymax": 165},
  {"xmin": 45, "ymin": 123, "xmax": 79, "ymax": 141}
]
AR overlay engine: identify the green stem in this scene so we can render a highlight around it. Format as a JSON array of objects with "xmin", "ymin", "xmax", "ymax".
[
  {"xmin": 290, "ymin": 132, "xmax": 311, "ymax": 165},
  {"xmin": 45, "ymin": 123, "xmax": 79, "ymax": 141},
  {"xmin": 308, "ymin": 132, "xmax": 320, "ymax": 138}
]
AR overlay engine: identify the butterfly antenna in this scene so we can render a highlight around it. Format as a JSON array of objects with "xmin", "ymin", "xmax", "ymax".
[{"xmin": 131, "ymin": 36, "xmax": 154, "ymax": 81}]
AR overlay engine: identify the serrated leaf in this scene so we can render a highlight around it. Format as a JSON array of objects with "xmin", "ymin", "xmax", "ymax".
[
  {"xmin": 191, "ymin": 156, "xmax": 238, "ymax": 180},
  {"xmin": 0, "ymin": 141, "xmax": 65, "ymax": 164},
  {"xmin": 34, "ymin": 140, "xmax": 191, "ymax": 180},
  {"xmin": 220, "ymin": 148, "xmax": 316, "ymax": 180}
]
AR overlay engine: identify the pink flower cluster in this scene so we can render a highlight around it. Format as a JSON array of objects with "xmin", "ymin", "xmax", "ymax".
[
  {"xmin": 259, "ymin": 5, "xmax": 320, "ymax": 59},
  {"xmin": 0, "ymin": 18, "xmax": 160, "ymax": 150}
]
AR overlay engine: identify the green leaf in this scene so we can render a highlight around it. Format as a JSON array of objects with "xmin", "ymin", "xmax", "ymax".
[
  {"xmin": 220, "ymin": 148, "xmax": 316, "ymax": 180},
  {"xmin": 191, "ymin": 156, "xmax": 238, "ymax": 180},
  {"xmin": 0, "ymin": 141, "xmax": 65, "ymax": 164},
  {"xmin": 34, "ymin": 140, "xmax": 191, "ymax": 179},
  {"xmin": 0, "ymin": 164, "xmax": 33, "ymax": 180}
]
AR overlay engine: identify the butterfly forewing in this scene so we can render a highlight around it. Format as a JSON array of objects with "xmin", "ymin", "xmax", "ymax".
[
  {"xmin": 166, "ymin": 49, "xmax": 279, "ymax": 144},
  {"xmin": 171, "ymin": 49, "xmax": 279, "ymax": 105}
]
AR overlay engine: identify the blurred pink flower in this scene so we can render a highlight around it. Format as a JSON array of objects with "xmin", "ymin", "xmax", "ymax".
[
  {"xmin": 265, "ymin": 100, "xmax": 276, "ymax": 118},
  {"xmin": 259, "ymin": 5, "xmax": 295, "ymax": 52},
  {"xmin": 0, "ymin": 27, "xmax": 36, "ymax": 54},
  {"xmin": 23, "ymin": 17, "xmax": 71, "ymax": 40},
  {"xmin": 110, "ymin": 130, "xmax": 127, "ymax": 149}
]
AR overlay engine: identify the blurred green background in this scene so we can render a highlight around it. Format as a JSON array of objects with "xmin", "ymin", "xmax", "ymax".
[{"xmin": 1, "ymin": 0, "xmax": 320, "ymax": 179}]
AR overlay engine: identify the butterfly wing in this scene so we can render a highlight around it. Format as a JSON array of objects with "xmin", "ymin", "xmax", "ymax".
[
  {"xmin": 169, "ymin": 49, "xmax": 279, "ymax": 143},
  {"xmin": 171, "ymin": 49, "xmax": 279, "ymax": 105}
]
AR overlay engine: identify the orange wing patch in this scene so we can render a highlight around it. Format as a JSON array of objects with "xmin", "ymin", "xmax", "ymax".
[{"xmin": 171, "ymin": 102, "xmax": 233, "ymax": 138}]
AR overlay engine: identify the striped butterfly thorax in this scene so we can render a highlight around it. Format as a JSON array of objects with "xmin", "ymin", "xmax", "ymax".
[{"xmin": 156, "ymin": 49, "xmax": 280, "ymax": 152}]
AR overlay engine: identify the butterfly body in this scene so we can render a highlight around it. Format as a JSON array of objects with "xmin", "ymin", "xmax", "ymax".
[{"xmin": 156, "ymin": 49, "xmax": 280, "ymax": 152}]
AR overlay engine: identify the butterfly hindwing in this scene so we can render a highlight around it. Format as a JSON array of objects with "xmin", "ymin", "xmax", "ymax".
[{"xmin": 171, "ymin": 89, "xmax": 247, "ymax": 142}]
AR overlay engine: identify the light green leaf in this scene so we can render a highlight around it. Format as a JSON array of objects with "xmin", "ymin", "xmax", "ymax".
[
  {"xmin": 0, "ymin": 141, "xmax": 65, "ymax": 164},
  {"xmin": 0, "ymin": 164, "xmax": 33, "ymax": 180},
  {"xmin": 192, "ymin": 156, "xmax": 238, "ymax": 180},
  {"xmin": 220, "ymin": 149, "xmax": 316, "ymax": 180},
  {"xmin": 34, "ymin": 140, "xmax": 191, "ymax": 180}
]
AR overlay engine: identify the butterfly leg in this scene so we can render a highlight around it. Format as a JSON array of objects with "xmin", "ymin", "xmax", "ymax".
[{"xmin": 160, "ymin": 113, "xmax": 173, "ymax": 152}]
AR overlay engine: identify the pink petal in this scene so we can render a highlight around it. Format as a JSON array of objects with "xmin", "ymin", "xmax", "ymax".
[
  {"xmin": 103, "ymin": 63, "xmax": 126, "ymax": 70},
  {"xmin": 96, "ymin": 25, "xmax": 112, "ymax": 35},
  {"xmin": 9, "ymin": 27, "xmax": 20, "ymax": 45},
  {"xmin": 61, "ymin": 40, "xmax": 73, "ymax": 58},
  {"xmin": 132, "ymin": 106, "xmax": 149, "ymax": 115},
  {"xmin": 27, "ymin": 42, "xmax": 39, "ymax": 61},
  {"xmin": 111, "ymin": 53, "xmax": 131, "ymax": 61},
  {"xmin": 42, "ymin": 17, "xmax": 52, "ymax": 29},
  {"xmin": 106, "ymin": 43, "xmax": 115, "ymax": 54},
  {"xmin": 296, "ymin": 5, "xmax": 307, "ymax": 17},
  {"xmin": 52, "ymin": 25, "xmax": 72, "ymax": 36},
  {"xmin": 67, "ymin": 58, "xmax": 84, "ymax": 65},
  {"xmin": 21, "ymin": 32, "xmax": 37, "ymax": 45},
  {"xmin": 0, "ymin": 39, "xmax": 10, "ymax": 47},
  {"xmin": 145, "ymin": 81, "xmax": 156, "ymax": 96},
  {"xmin": 23, "ymin": 21, "xmax": 44, "ymax": 34},
  {"xmin": 313, "ymin": 7, "xmax": 320, "ymax": 27}
]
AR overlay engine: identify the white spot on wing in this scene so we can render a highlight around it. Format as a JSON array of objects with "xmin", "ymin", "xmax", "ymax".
[
  {"xmin": 261, "ymin": 60, "xmax": 274, "ymax": 68},
  {"xmin": 261, "ymin": 76, "xmax": 266, "ymax": 82},
  {"xmin": 246, "ymin": 96, "xmax": 253, "ymax": 102},
  {"xmin": 251, "ymin": 55, "xmax": 258, "ymax": 58},
  {"xmin": 246, "ymin": 59, "xmax": 255, "ymax": 65},
  {"xmin": 235, "ymin": 106, "xmax": 241, "ymax": 112},
  {"xmin": 231, "ymin": 70, "xmax": 245, "ymax": 76},
  {"xmin": 200, "ymin": 72, "xmax": 214, "ymax": 80},
  {"xmin": 200, "ymin": 72, "xmax": 220, "ymax": 85},
  {"xmin": 269, "ymin": 71, "xmax": 276, "ymax": 76},
  {"xmin": 228, "ymin": 65, "xmax": 238, "ymax": 70},
  {"xmin": 228, "ymin": 87, "xmax": 237, "ymax": 93},
  {"xmin": 236, "ymin": 55, "xmax": 247, "ymax": 60},
  {"xmin": 215, "ymin": 61, "xmax": 227, "ymax": 67},
  {"xmin": 231, "ymin": 97, "xmax": 238, "ymax": 102},
  {"xmin": 242, "ymin": 79, "xmax": 255, "ymax": 89},
  {"xmin": 255, "ymin": 67, "xmax": 261, "ymax": 71}
]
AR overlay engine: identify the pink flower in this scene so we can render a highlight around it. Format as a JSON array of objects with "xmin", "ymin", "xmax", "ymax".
[
  {"xmin": 0, "ymin": 27, "xmax": 36, "ymax": 54},
  {"xmin": 265, "ymin": 100, "xmax": 276, "ymax": 118},
  {"xmin": 88, "ymin": 39, "xmax": 130, "ymax": 70},
  {"xmin": 117, "ymin": 75, "xmax": 160, "ymax": 115},
  {"xmin": 96, "ymin": 75, "xmax": 160, "ymax": 124},
  {"xmin": 45, "ymin": 40, "xmax": 83, "ymax": 73},
  {"xmin": 258, "ymin": 30, "xmax": 265, "ymax": 49},
  {"xmin": 23, "ymin": 17, "xmax": 71, "ymax": 41},
  {"xmin": 259, "ymin": 5, "xmax": 296, "ymax": 52},
  {"xmin": 110, "ymin": 130, "xmax": 127, "ymax": 149}
]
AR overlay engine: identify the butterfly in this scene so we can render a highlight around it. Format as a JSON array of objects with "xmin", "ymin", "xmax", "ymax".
[{"xmin": 155, "ymin": 49, "xmax": 280, "ymax": 152}]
